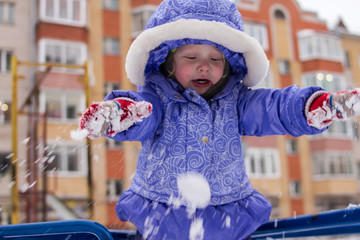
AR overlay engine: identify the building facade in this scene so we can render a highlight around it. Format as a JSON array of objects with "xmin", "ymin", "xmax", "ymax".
[{"xmin": 1, "ymin": 0, "xmax": 360, "ymax": 229}]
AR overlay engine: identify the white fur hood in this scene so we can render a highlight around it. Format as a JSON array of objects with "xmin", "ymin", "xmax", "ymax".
[{"xmin": 125, "ymin": 0, "xmax": 269, "ymax": 87}]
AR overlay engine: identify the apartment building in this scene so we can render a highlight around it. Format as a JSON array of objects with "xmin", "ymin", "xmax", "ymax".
[
  {"xmin": 0, "ymin": 0, "xmax": 32, "ymax": 224},
  {"xmin": 1, "ymin": 0, "xmax": 360, "ymax": 230}
]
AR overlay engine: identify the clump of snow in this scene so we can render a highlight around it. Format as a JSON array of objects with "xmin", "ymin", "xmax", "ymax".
[
  {"xmin": 307, "ymin": 100, "xmax": 334, "ymax": 129},
  {"xmin": 70, "ymin": 129, "xmax": 89, "ymax": 141},
  {"xmin": 189, "ymin": 218, "xmax": 204, "ymax": 240},
  {"xmin": 347, "ymin": 203, "xmax": 360, "ymax": 209},
  {"xmin": 176, "ymin": 172, "xmax": 211, "ymax": 240},
  {"xmin": 177, "ymin": 172, "xmax": 211, "ymax": 209},
  {"xmin": 22, "ymin": 137, "xmax": 30, "ymax": 144},
  {"xmin": 225, "ymin": 216, "xmax": 231, "ymax": 228}
]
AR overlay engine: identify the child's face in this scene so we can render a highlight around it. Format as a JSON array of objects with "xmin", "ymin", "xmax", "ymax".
[{"xmin": 173, "ymin": 44, "xmax": 225, "ymax": 95}]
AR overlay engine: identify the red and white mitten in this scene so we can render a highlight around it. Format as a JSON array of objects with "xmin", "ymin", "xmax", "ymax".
[
  {"xmin": 307, "ymin": 89, "xmax": 360, "ymax": 129},
  {"xmin": 79, "ymin": 98, "xmax": 152, "ymax": 139}
]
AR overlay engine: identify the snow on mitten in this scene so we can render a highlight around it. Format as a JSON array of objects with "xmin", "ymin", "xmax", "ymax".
[
  {"xmin": 307, "ymin": 89, "xmax": 360, "ymax": 129},
  {"xmin": 80, "ymin": 97, "xmax": 152, "ymax": 139}
]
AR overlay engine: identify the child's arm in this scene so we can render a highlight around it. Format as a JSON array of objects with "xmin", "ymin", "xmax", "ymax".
[
  {"xmin": 79, "ymin": 97, "xmax": 152, "ymax": 139},
  {"xmin": 306, "ymin": 89, "xmax": 360, "ymax": 129}
]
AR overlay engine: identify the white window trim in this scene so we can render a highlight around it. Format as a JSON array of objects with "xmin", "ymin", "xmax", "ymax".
[
  {"xmin": 38, "ymin": 38, "xmax": 87, "ymax": 73},
  {"xmin": 312, "ymin": 151, "xmax": 355, "ymax": 179},
  {"xmin": 243, "ymin": 21, "xmax": 269, "ymax": 51},
  {"xmin": 44, "ymin": 141, "xmax": 88, "ymax": 176},
  {"xmin": 40, "ymin": 89, "xmax": 85, "ymax": 123},
  {"xmin": 107, "ymin": 179, "xmax": 123, "ymax": 201},
  {"xmin": 0, "ymin": 2, "xmax": 14, "ymax": 25},
  {"xmin": 39, "ymin": 0, "xmax": 87, "ymax": 27},
  {"xmin": 298, "ymin": 30, "xmax": 343, "ymax": 62},
  {"xmin": 0, "ymin": 49, "xmax": 12, "ymax": 73},
  {"xmin": 131, "ymin": 5, "xmax": 157, "ymax": 37},
  {"xmin": 245, "ymin": 147, "xmax": 281, "ymax": 179}
]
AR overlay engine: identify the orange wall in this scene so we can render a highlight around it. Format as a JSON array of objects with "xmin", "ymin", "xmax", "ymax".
[
  {"xmin": 288, "ymin": 155, "xmax": 301, "ymax": 180},
  {"xmin": 243, "ymin": 135, "xmax": 278, "ymax": 148},
  {"xmin": 106, "ymin": 149, "xmax": 126, "ymax": 178},
  {"xmin": 291, "ymin": 198, "xmax": 304, "ymax": 216},
  {"xmin": 36, "ymin": 22, "xmax": 88, "ymax": 43},
  {"xmin": 132, "ymin": 0, "xmax": 162, "ymax": 7},
  {"xmin": 302, "ymin": 60, "xmax": 344, "ymax": 73},
  {"xmin": 103, "ymin": 10, "xmax": 120, "ymax": 37},
  {"xmin": 39, "ymin": 72, "xmax": 84, "ymax": 90},
  {"xmin": 310, "ymin": 139, "xmax": 353, "ymax": 152}
]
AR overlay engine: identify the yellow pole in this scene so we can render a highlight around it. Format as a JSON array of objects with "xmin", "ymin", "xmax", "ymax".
[
  {"xmin": 11, "ymin": 55, "xmax": 19, "ymax": 224},
  {"xmin": 83, "ymin": 61, "xmax": 94, "ymax": 220}
]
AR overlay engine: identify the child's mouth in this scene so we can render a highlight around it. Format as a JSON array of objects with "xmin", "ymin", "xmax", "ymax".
[{"xmin": 192, "ymin": 79, "xmax": 211, "ymax": 87}]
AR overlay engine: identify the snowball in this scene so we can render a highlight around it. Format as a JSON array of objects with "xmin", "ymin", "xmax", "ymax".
[
  {"xmin": 177, "ymin": 172, "xmax": 211, "ymax": 209},
  {"xmin": 70, "ymin": 129, "xmax": 89, "ymax": 141}
]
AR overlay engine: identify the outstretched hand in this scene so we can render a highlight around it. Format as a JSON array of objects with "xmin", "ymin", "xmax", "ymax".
[
  {"xmin": 307, "ymin": 89, "xmax": 360, "ymax": 129},
  {"xmin": 79, "ymin": 98, "xmax": 152, "ymax": 139}
]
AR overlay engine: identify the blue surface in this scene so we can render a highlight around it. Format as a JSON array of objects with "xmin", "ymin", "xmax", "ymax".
[
  {"xmin": 252, "ymin": 207, "xmax": 360, "ymax": 239},
  {"xmin": 1, "ymin": 207, "xmax": 360, "ymax": 239},
  {"xmin": 0, "ymin": 219, "xmax": 115, "ymax": 240}
]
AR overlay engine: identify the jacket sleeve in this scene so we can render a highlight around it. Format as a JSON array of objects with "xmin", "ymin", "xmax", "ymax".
[
  {"xmin": 103, "ymin": 87, "xmax": 163, "ymax": 142},
  {"xmin": 238, "ymin": 85, "xmax": 328, "ymax": 137}
]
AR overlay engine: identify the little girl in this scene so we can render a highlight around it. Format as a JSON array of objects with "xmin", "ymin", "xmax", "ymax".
[{"xmin": 79, "ymin": 0, "xmax": 360, "ymax": 239}]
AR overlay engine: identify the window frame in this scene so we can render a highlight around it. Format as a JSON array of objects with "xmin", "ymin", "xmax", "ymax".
[
  {"xmin": 45, "ymin": 142, "xmax": 88, "ymax": 176},
  {"xmin": 0, "ymin": 2, "xmax": 14, "ymax": 25},
  {"xmin": 243, "ymin": 21, "xmax": 269, "ymax": 51},
  {"xmin": 39, "ymin": 0, "xmax": 87, "ymax": 27},
  {"xmin": 38, "ymin": 38, "xmax": 87, "ymax": 72},
  {"xmin": 298, "ymin": 30, "xmax": 343, "ymax": 62},
  {"xmin": 312, "ymin": 152, "xmax": 355, "ymax": 179},
  {"xmin": 40, "ymin": 89, "xmax": 85, "ymax": 123},
  {"xmin": 131, "ymin": 5, "xmax": 157, "ymax": 36},
  {"xmin": 245, "ymin": 148, "xmax": 281, "ymax": 178},
  {"xmin": 0, "ymin": 49, "xmax": 13, "ymax": 73}
]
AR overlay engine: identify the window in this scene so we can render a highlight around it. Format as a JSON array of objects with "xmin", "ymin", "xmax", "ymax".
[
  {"xmin": 289, "ymin": 180, "xmax": 301, "ymax": 197},
  {"xmin": 103, "ymin": 37, "xmax": 120, "ymax": 55},
  {"xmin": 102, "ymin": 0, "xmax": 118, "ymax": 10},
  {"xmin": 40, "ymin": 0, "xmax": 86, "ymax": 26},
  {"xmin": 298, "ymin": 30, "xmax": 343, "ymax": 62},
  {"xmin": 274, "ymin": 9, "xmax": 285, "ymax": 20},
  {"xmin": 0, "ymin": 152, "xmax": 11, "ymax": 176},
  {"xmin": 243, "ymin": 21, "xmax": 269, "ymax": 51},
  {"xmin": 0, "ymin": 100, "xmax": 10, "ymax": 124},
  {"xmin": 312, "ymin": 152, "xmax": 354, "ymax": 178},
  {"xmin": 302, "ymin": 72, "xmax": 344, "ymax": 92},
  {"xmin": 132, "ymin": 6, "xmax": 156, "ymax": 35},
  {"xmin": 286, "ymin": 139, "xmax": 298, "ymax": 154},
  {"xmin": 107, "ymin": 179, "xmax": 123, "ymax": 200},
  {"xmin": 344, "ymin": 51, "xmax": 351, "ymax": 68},
  {"xmin": 0, "ymin": 49, "xmax": 12, "ymax": 73},
  {"xmin": 278, "ymin": 59, "xmax": 290, "ymax": 75},
  {"xmin": 245, "ymin": 148, "xmax": 280, "ymax": 178},
  {"xmin": 105, "ymin": 138, "xmax": 122, "ymax": 148},
  {"xmin": 104, "ymin": 82, "xmax": 120, "ymax": 98},
  {"xmin": 0, "ymin": 2, "xmax": 14, "ymax": 24},
  {"xmin": 38, "ymin": 39, "xmax": 87, "ymax": 71},
  {"xmin": 40, "ymin": 90, "xmax": 85, "ymax": 122},
  {"xmin": 46, "ymin": 143, "xmax": 87, "ymax": 174}
]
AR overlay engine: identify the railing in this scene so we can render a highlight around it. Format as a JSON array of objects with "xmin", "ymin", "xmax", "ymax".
[{"xmin": 1, "ymin": 207, "xmax": 360, "ymax": 239}]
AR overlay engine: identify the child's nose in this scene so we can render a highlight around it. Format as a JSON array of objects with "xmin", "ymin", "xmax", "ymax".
[{"xmin": 198, "ymin": 60, "xmax": 210, "ymax": 72}]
